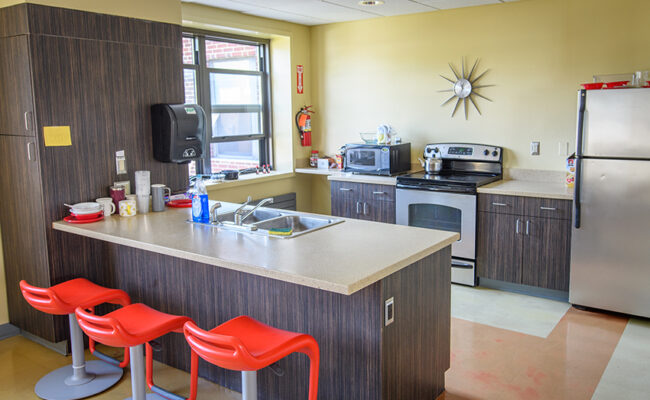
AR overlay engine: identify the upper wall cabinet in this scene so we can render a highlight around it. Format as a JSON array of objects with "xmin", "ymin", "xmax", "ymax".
[{"xmin": 0, "ymin": 35, "xmax": 35, "ymax": 136}]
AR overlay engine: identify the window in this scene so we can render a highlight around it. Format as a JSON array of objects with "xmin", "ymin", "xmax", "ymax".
[{"xmin": 182, "ymin": 32, "xmax": 272, "ymax": 176}]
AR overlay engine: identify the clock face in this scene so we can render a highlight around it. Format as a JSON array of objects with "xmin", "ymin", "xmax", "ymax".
[
  {"xmin": 454, "ymin": 79, "xmax": 472, "ymax": 99},
  {"xmin": 440, "ymin": 58, "xmax": 493, "ymax": 119}
]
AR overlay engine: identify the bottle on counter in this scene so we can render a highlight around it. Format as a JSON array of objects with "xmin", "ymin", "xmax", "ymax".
[
  {"xmin": 310, "ymin": 150, "xmax": 319, "ymax": 167},
  {"xmin": 191, "ymin": 178, "xmax": 210, "ymax": 223}
]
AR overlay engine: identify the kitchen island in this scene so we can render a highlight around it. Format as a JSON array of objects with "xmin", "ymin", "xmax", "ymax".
[{"xmin": 53, "ymin": 202, "xmax": 458, "ymax": 399}]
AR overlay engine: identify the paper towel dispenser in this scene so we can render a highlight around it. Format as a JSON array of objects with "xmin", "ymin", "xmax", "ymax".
[{"xmin": 151, "ymin": 103, "xmax": 206, "ymax": 164}]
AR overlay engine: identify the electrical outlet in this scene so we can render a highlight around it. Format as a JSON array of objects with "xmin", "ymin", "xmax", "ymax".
[{"xmin": 530, "ymin": 141, "xmax": 540, "ymax": 156}]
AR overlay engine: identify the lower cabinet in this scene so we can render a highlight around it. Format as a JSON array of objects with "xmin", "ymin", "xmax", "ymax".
[
  {"xmin": 477, "ymin": 194, "xmax": 571, "ymax": 292},
  {"xmin": 330, "ymin": 181, "xmax": 395, "ymax": 223}
]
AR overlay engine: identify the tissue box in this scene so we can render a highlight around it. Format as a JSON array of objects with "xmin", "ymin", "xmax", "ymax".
[{"xmin": 317, "ymin": 158, "xmax": 330, "ymax": 169}]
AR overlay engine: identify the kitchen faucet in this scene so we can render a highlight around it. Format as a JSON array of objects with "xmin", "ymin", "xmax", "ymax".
[
  {"xmin": 210, "ymin": 202, "xmax": 222, "ymax": 224},
  {"xmin": 234, "ymin": 197, "xmax": 274, "ymax": 225}
]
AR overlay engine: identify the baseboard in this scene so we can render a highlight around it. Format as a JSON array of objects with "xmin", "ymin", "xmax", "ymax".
[
  {"xmin": 478, "ymin": 278, "xmax": 569, "ymax": 302},
  {"xmin": 0, "ymin": 323, "xmax": 20, "ymax": 340},
  {"xmin": 21, "ymin": 330, "xmax": 68, "ymax": 355}
]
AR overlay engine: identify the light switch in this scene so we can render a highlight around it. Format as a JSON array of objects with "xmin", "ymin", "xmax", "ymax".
[
  {"xmin": 530, "ymin": 141, "xmax": 540, "ymax": 156},
  {"xmin": 385, "ymin": 297, "xmax": 394, "ymax": 326}
]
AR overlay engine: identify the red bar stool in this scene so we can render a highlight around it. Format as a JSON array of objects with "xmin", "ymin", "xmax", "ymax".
[
  {"xmin": 75, "ymin": 303, "xmax": 193, "ymax": 400},
  {"xmin": 19, "ymin": 278, "xmax": 131, "ymax": 400},
  {"xmin": 183, "ymin": 316, "xmax": 320, "ymax": 400}
]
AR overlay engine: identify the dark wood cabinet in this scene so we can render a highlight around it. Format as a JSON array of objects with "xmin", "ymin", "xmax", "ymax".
[
  {"xmin": 0, "ymin": 35, "xmax": 35, "ymax": 136},
  {"xmin": 477, "ymin": 193, "xmax": 572, "ymax": 292},
  {"xmin": 330, "ymin": 181, "xmax": 395, "ymax": 223},
  {"xmin": 0, "ymin": 3, "xmax": 187, "ymax": 342},
  {"xmin": 521, "ymin": 217, "xmax": 571, "ymax": 291},
  {"xmin": 477, "ymin": 212, "xmax": 523, "ymax": 284}
]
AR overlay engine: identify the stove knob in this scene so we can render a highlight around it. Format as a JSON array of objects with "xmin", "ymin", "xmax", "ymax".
[
  {"xmin": 483, "ymin": 149, "xmax": 489, "ymax": 156},
  {"xmin": 433, "ymin": 147, "xmax": 439, "ymax": 153},
  {"xmin": 492, "ymin": 150, "xmax": 498, "ymax": 157}
]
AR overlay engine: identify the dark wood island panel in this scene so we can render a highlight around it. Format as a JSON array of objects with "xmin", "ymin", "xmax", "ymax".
[{"xmin": 84, "ymin": 238, "xmax": 451, "ymax": 400}]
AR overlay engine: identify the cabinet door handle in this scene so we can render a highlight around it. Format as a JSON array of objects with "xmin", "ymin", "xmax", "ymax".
[
  {"xmin": 356, "ymin": 201, "xmax": 361, "ymax": 214},
  {"xmin": 492, "ymin": 202, "xmax": 508, "ymax": 207},
  {"xmin": 339, "ymin": 187, "xmax": 352, "ymax": 192},
  {"xmin": 24, "ymin": 111, "xmax": 31, "ymax": 131},
  {"xmin": 27, "ymin": 142, "xmax": 35, "ymax": 161},
  {"xmin": 540, "ymin": 207, "xmax": 557, "ymax": 211},
  {"xmin": 526, "ymin": 220, "xmax": 530, "ymax": 235},
  {"xmin": 516, "ymin": 218, "xmax": 520, "ymax": 234},
  {"xmin": 363, "ymin": 202, "xmax": 368, "ymax": 215},
  {"xmin": 372, "ymin": 191, "xmax": 386, "ymax": 195}
]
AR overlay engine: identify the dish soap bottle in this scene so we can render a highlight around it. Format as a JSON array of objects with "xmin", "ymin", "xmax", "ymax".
[{"xmin": 191, "ymin": 178, "xmax": 210, "ymax": 223}]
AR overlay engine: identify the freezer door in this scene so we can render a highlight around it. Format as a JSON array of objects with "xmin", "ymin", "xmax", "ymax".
[
  {"xmin": 570, "ymin": 158, "xmax": 650, "ymax": 318},
  {"xmin": 582, "ymin": 88, "xmax": 650, "ymax": 159}
]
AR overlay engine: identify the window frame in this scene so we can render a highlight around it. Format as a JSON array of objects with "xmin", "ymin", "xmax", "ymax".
[{"xmin": 182, "ymin": 29, "xmax": 273, "ymax": 175}]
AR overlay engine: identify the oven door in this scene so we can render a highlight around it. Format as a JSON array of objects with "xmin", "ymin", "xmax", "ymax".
[{"xmin": 396, "ymin": 188, "xmax": 476, "ymax": 260}]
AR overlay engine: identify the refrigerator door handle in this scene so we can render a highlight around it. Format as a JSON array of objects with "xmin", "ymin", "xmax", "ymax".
[{"xmin": 574, "ymin": 89, "xmax": 587, "ymax": 229}]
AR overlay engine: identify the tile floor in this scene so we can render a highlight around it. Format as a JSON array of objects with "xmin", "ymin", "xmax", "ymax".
[{"xmin": 1, "ymin": 285, "xmax": 648, "ymax": 399}]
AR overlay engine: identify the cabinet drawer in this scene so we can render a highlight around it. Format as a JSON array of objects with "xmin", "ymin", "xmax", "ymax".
[
  {"xmin": 478, "ymin": 194, "xmax": 524, "ymax": 215},
  {"xmin": 361, "ymin": 183, "xmax": 395, "ymax": 203},
  {"xmin": 331, "ymin": 181, "xmax": 361, "ymax": 196},
  {"xmin": 522, "ymin": 197, "xmax": 572, "ymax": 220}
]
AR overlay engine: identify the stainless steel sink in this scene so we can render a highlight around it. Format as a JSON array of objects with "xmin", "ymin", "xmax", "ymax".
[
  {"xmin": 217, "ymin": 209, "xmax": 284, "ymax": 224},
  {"xmin": 254, "ymin": 215, "xmax": 343, "ymax": 237},
  {"xmin": 190, "ymin": 207, "xmax": 343, "ymax": 238}
]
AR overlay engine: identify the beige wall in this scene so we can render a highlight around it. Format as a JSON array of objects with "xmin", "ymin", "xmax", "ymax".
[
  {"xmin": 0, "ymin": 0, "xmax": 181, "ymax": 24},
  {"xmin": 310, "ymin": 0, "xmax": 650, "ymax": 172}
]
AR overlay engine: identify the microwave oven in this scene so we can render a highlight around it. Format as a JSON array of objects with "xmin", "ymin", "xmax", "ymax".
[{"xmin": 344, "ymin": 143, "xmax": 411, "ymax": 176}]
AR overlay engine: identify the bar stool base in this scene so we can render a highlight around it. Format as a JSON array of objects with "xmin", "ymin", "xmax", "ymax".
[
  {"xmin": 124, "ymin": 394, "xmax": 169, "ymax": 400},
  {"xmin": 34, "ymin": 360, "xmax": 123, "ymax": 400}
]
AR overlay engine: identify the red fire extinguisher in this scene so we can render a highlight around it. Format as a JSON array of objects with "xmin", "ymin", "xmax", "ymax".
[{"xmin": 295, "ymin": 105, "xmax": 314, "ymax": 147}]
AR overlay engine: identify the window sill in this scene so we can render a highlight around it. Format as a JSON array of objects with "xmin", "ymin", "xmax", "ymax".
[{"xmin": 204, "ymin": 170, "xmax": 295, "ymax": 191}]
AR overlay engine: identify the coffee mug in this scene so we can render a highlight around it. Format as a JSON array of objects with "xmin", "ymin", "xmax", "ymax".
[
  {"xmin": 151, "ymin": 184, "xmax": 171, "ymax": 212},
  {"xmin": 109, "ymin": 185, "xmax": 126, "ymax": 209},
  {"xmin": 119, "ymin": 199, "xmax": 137, "ymax": 217},
  {"xmin": 96, "ymin": 197, "xmax": 116, "ymax": 217}
]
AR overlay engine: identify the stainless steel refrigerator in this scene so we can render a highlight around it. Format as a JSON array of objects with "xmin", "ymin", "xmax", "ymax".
[{"xmin": 570, "ymin": 87, "xmax": 650, "ymax": 318}]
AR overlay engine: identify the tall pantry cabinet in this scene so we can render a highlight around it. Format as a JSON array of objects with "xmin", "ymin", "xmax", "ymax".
[{"xmin": 0, "ymin": 4, "xmax": 188, "ymax": 343}]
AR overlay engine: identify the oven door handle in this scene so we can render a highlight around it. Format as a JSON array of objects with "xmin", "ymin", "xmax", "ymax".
[{"xmin": 452, "ymin": 260, "xmax": 474, "ymax": 269}]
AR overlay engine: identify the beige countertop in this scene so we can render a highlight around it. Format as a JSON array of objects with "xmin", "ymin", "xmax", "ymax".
[
  {"xmin": 295, "ymin": 167, "xmax": 398, "ymax": 185},
  {"xmin": 478, "ymin": 180, "xmax": 574, "ymax": 200},
  {"xmin": 52, "ymin": 203, "xmax": 457, "ymax": 295}
]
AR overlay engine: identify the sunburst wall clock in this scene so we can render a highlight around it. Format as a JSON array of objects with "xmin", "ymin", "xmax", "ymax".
[{"xmin": 440, "ymin": 58, "xmax": 493, "ymax": 120}]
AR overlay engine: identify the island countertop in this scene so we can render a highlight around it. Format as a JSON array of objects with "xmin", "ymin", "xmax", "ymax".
[{"xmin": 53, "ymin": 202, "xmax": 458, "ymax": 295}]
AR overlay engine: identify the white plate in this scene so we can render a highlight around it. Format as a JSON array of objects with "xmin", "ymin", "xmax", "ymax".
[{"xmin": 70, "ymin": 202, "xmax": 102, "ymax": 215}]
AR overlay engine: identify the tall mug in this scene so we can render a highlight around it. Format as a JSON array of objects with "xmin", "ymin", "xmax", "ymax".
[{"xmin": 151, "ymin": 184, "xmax": 171, "ymax": 212}]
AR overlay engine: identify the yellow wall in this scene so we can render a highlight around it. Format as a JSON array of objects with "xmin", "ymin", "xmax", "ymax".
[
  {"xmin": 310, "ymin": 0, "xmax": 650, "ymax": 172},
  {"xmin": 182, "ymin": 4, "xmax": 316, "ymax": 208},
  {"xmin": 0, "ymin": 0, "xmax": 181, "ymax": 24}
]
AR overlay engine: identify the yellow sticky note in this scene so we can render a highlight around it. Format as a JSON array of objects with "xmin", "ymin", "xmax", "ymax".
[{"xmin": 43, "ymin": 126, "xmax": 72, "ymax": 147}]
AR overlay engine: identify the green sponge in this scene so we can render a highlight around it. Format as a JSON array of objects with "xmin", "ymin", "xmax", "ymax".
[{"xmin": 269, "ymin": 227, "xmax": 293, "ymax": 236}]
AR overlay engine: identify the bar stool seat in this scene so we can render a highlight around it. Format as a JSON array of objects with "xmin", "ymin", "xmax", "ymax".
[
  {"xmin": 76, "ymin": 303, "xmax": 193, "ymax": 400},
  {"xmin": 184, "ymin": 316, "xmax": 320, "ymax": 400},
  {"xmin": 20, "ymin": 278, "xmax": 131, "ymax": 400}
]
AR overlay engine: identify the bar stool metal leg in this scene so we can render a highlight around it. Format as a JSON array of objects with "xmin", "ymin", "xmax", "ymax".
[
  {"xmin": 34, "ymin": 314, "xmax": 123, "ymax": 400},
  {"xmin": 241, "ymin": 371, "xmax": 257, "ymax": 400},
  {"xmin": 125, "ymin": 344, "xmax": 168, "ymax": 400}
]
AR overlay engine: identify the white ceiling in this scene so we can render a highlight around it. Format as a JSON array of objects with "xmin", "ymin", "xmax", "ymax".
[{"xmin": 183, "ymin": 0, "xmax": 518, "ymax": 26}]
